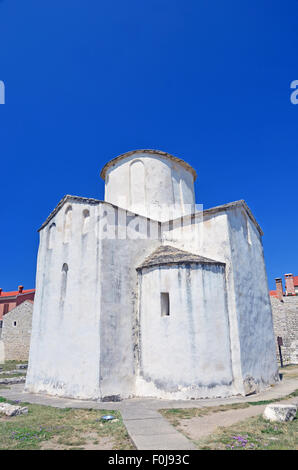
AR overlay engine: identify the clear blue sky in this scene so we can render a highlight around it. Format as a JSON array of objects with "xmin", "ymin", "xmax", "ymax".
[{"xmin": 0, "ymin": 1, "xmax": 297, "ymax": 291}]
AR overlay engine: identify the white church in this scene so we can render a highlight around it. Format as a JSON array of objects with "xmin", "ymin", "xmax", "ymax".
[{"xmin": 25, "ymin": 149, "xmax": 278, "ymax": 401}]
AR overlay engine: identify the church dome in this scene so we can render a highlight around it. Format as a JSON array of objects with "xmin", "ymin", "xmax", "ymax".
[{"xmin": 100, "ymin": 149, "xmax": 196, "ymax": 221}]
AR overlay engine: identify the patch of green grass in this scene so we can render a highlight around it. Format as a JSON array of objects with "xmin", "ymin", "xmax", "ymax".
[
  {"xmin": 248, "ymin": 400, "xmax": 276, "ymax": 406},
  {"xmin": 281, "ymin": 365, "xmax": 298, "ymax": 371},
  {"xmin": 0, "ymin": 361, "xmax": 28, "ymax": 372},
  {"xmin": 9, "ymin": 426, "xmax": 54, "ymax": 447},
  {"xmin": 0, "ymin": 396, "xmax": 134, "ymax": 450},
  {"xmin": 196, "ymin": 412, "xmax": 298, "ymax": 450},
  {"xmin": 279, "ymin": 366, "xmax": 298, "ymax": 380},
  {"xmin": 0, "ymin": 373, "xmax": 25, "ymax": 379},
  {"xmin": 248, "ymin": 389, "xmax": 298, "ymax": 406}
]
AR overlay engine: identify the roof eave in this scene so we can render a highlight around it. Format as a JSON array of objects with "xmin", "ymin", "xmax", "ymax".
[
  {"xmin": 136, "ymin": 260, "xmax": 226, "ymax": 271},
  {"xmin": 100, "ymin": 149, "xmax": 197, "ymax": 181}
]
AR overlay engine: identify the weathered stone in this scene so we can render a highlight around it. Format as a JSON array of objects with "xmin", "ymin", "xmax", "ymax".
[
  {"xmin": 0, "ymin": 403, "xmax": 28, "ymax": 417},
  {"xmin": 1, "ymin": 301, "xmax": 33, "ymax": 362},
  {"xmin": 0, "ymin": 377, "xmax": 26, "ymax": 385},
  {"xmin": 263, "ymin": 404, "xmax": 297, "ymax": 422},
  {"xmin": 102, "ymin": 395, "xmax": 121, "ymax": 402},
  {"xmin": 271, "ymin": 296, "xmax": 298, "ymax": 365},
  {"xmin": 137, "ymin": 245, "xmax": 224, "ymax": 270},
  {"xmin": 243, "ymin": 376, "xmax": 259, "ymax": 396}
]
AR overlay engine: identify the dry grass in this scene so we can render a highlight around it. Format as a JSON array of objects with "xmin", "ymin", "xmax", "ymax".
[
  {"xmin": 280, "ymin": 366, "xmax": 298, "ymax": 380},
  {"xmin": 160, "ymin": 389, "xmax": 298, "ymax": 426},
  {"xmin": 0, "ymin": 373, "xmax": 25, "ymax": 379},
  {"xmin": 160, "ymin": 387, "xmax": 298, "ymax": 450},
  {"xmin": 0, "ymin": 396, "xmax": 134, "ymax": 450},
  {"xmin": 160, "ymin": 403, "xmax": 249, "ymax": 427},
  {"xmin": 196, "ymin": 412, "xmax": 298, "ymax": 450}
]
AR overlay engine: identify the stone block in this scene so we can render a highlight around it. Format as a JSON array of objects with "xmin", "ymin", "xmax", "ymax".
[
  {"xmin": 0, "ymin": 403, "xmax": 28, "ymax": 417},
  {"xmin": 243, "ymin": 376, "xmax": 259, "ymax": 396},
  {"xmin": 0, "ymin": 377, "xmax": 26, "ymax": 385},
  {"xmin": 263, "ymin": 404, "xmax": 297, "ymax": 422}
]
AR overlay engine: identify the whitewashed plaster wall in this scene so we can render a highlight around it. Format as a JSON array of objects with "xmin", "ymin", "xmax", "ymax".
[
  {"xmin": 227, "ymin": 207, "xmax": 278, "ymax": 389},
  {"xmin": 26, "ymin": 192, "xmax": 278, "ymax": 400},
  {"xmin": 161, "ymin": 209, "xmax": 244, "ymax": 394},
  {"xmin": 25, "ymin": 199, "xmax": 161, "ymax": 400},
  {"xmin": 136, "ymin": 263, "xmax": 234, "ymax": 399},
  {"xmin": 161, "ymin": 203, "xmax": 278, "ymax": 394},
  {"xmin": 98, "ymin": 205, "xmax": 161, "ymax": 400},
  {"xmin": 104, "ymin": 153, "xmax": 195, "ymax": 221},
  {"xmin": 25, "ymin": 200, "xmax": 102, "ymax": 399}
]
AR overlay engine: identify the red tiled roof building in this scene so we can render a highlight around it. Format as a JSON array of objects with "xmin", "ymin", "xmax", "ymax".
[
  {"xmin": 269, "ymin": 273, "xmax": 298, "ymax": 299},
  {"xmin": 0, "ymin": 286, "xmax": 35, "ymax": 322}
]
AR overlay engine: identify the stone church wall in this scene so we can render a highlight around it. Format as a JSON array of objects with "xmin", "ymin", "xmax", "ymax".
[
  {"xmin": 1, "ymin": 300, "xmax": 33, "ymax": 361},
  {"xmin": 271, "ymin": 296, "xmax": 298, "ymax": 365}
]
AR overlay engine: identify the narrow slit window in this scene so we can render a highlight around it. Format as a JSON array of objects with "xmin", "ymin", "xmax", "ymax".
[{"xmin": 161, "ymin": 292, "xmax": 170, "ymax": 316}]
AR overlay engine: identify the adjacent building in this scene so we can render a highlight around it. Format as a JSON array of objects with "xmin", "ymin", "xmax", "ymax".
[
  {"xmin": 270, "ymin": 274, "xmax": 298, "ymax": 365},
  {"xmin": 0, "ymin": 286, "xmax": 35, "ymax": 363},
  {"xmin": 0, "ymin": 300, "xmax": 33, "ymax": 362},
  {"xmin": 0, "ymin": 286, "xmax": 35, "ymax": 326}
]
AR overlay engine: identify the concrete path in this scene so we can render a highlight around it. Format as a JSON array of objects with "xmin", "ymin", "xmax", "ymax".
[
  {"xmin": 0, "ymin": 376, "xmax": 297, "ymax": 450},
  {"xmin": 120, "ymin": 402, "xmax": 196, "ymax": 450}
]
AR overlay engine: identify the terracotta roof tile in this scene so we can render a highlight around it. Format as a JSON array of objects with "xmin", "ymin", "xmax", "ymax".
[
  {"xmin": 0, "ymin": 289, "xmax": 35, "ymax": 298},
  {"xmin": 269, "ymin": 290, "xmax": 278, "ymax": 297}
]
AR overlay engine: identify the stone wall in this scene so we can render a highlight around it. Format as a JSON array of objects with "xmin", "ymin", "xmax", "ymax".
[
  {"xmin": 1, "ymin": 301, "xmax": 33, "ymax": 361},
  {"xmin": 271, "ymin": 296, "xmax": 298, "ymax": 365}
]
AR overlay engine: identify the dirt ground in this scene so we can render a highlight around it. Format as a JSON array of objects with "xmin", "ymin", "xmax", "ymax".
[
  {"xmin": 40, "ymin": 432, "xmax": 116, "ymax": 450},
  {"xmin": 175, "ymin": 397, "xmax": 298, "ymax": 441},
  {"xmin": 177, "ymin": 404, "xmax": 266, "ymax": 440}
]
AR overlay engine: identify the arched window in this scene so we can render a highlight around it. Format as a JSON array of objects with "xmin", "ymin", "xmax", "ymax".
[
  {"xmin": 130, "ymin": 160, "xmax": 146, "ymax": 213},
  {"xmin": 47, "ymin": 223, "xmax": 56, "ymax": 249},
  {"xmin": 82, "ymin": 209, "xmax": 90, "ymax": 235},
  {"xmin": 60, "ymin": 263, "xmax": 69, "ymax": 312},
  {"xmin": 64, "ymin": 206, "xmax": 72, "ymax": 243}
]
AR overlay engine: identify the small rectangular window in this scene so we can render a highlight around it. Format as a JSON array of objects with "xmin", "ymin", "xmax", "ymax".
[{"xmin": 161, "ymin": 292, "xmax": 170, "ymax": 316}]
